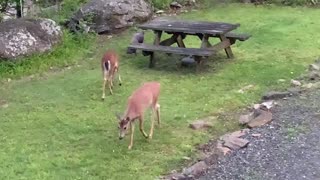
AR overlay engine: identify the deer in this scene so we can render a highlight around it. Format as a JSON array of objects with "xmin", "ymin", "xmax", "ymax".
[
  {"xmin": 116, "ymin": 82, "xmax": 161, "ymax": 150},
  {"xmin": 101, "ymin": 49, "xmax": 122, "ymax": 100}
]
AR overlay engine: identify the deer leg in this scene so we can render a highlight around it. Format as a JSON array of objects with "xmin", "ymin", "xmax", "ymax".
[
  {"xmin": 102, "ymin": 77, "xmax": 107, "ymax": 100},
  {"xmin": 156, "ymin": 103, "xmax": 161, "ymax": 127},
  {"xmin": 108, "ymin": 79, "xmax": 113, "ymax": 95},
  {"xmin": 148, "ymin": 109, "xmax": 155, "ymax": 139},
  {"xmin": 128, "ymin": 122, "xmax": 135, "ymax": 150},
  {"xmin": 118, "ymin": 73, "xmax": 122, "ymax": 86},
  {"xmin": 139, "ymin": 116, "xmax": 148, "ymax": 138}
]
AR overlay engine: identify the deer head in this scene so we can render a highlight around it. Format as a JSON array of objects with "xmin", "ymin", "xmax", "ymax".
[{"xmin": 116, "ymin": 113, "xmax": 130, "ymax": 140}]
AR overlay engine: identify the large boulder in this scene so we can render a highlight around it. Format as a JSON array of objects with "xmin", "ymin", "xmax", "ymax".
[
  {"xmin": 0, "ymin": 18, "xmax": 62, "ymax": 60},
  {"xmin": 66, "ymin": 0, "xmax": 153, "ymax": 34}
]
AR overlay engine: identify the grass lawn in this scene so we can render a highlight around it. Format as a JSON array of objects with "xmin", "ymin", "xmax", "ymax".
[{"xmin": 1, "ymin": 4, "xmax": 320, "ymax": 180}]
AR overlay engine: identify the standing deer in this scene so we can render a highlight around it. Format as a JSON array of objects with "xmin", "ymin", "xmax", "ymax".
[
  {"xmin": 101, "ymin": 49, "xmax": 122, "ymax": 100},
  {"xmin": 116, "ymin": 82, "xmax": 161, "ymax": 150}
]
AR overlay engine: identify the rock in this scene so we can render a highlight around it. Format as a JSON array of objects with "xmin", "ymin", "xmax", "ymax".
[
  {"xmin": 219, "ymin": 129, "xmax": 250, "ymax": 151},
  {"xmin": 308, "ymin": 71, "xmax": 320, "ymax": 80},
  {"xmin": 0, "ymin": 18, "xmax": 62, "ymax": 60},
  {"xmin": 229, "ymin": 129, "xmax": 250, "ymax": 138},
  {"xmin": 183, "ymin": 161, "xmax": 207, "ymax": 176},
  {"xmin": 66, "ymin": 0, "xmax": 153, "ymax": 34},
  {"xmin": 170, "ymin": 2, "xmax": 183, "ymax": 8},
  {"xmin": 156, "ymin": 10, "xmax": 165, "ymax": 14},
  {"xmin": 181, "ymin": 56, "xmax": 195, "ymax": 67},
  {"xmin": 223, "ymin": 137, "xmax": 249, "ymax": 150},
  {"xmin": 277, "ymin": 79, "xmax": 286, "ymax": 82},
  {"xmin": 287, "ymin": 87, "xmax": 303, "ymax": 95},
  {"xmin": 238, "ymin": 84, "xmax": 255, "ymax": 93},
  {"xmin": 189, "ymin": 120, "xmax": 213, "ymax": 130},
  {"xmin": 217, "ymin": 141, "xmax": 231, "ymax": 155},
  {"xmin": 239, "ymin": 112, "xmax": 255, "ymax": 124},
  {"xmin": 182, "ymin": 156, "xmax": 191, "ymax": 160},
  {"xmin": 259, "ymin": 100, "xmax": 276, "ymax": 111},
  {"xmin": 166, "ymin": 173, "xmax": 186, "ymax": 180},
  {"xmin": 302, "ymin": 83, "xmax": 314, "ymax": 89},
  {"xmin": 262, "ymin": 91, "xmax": 291, "ymax": 100},
  {"xmin": 291, "ymin": 79, "xmax": 301, "ymax": 86},
  {"xmin": 247, "ymin": 110, "xmax": 273, "ymax": 128},
  {"xmin": 309, "ymin": 63, "xmax": 320, "ymax": 71},
  {"xmin": 252, "ymin": 133, "xmax": 261, "ymax": 137}
]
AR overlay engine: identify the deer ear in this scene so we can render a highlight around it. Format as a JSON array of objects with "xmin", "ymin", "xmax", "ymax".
[
  {"xmin": 115, "ymin": 113, "xmax": 122, "ymax": 121},
  {"xmin": 125, "ymin": 117, "xmax": 130, "ymax": 122}
]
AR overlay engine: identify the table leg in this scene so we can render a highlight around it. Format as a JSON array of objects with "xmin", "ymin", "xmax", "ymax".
[
  {"xmin": 219, "ymin": 34, "xmax": 234, "ymax": 58},
  {"xmin": 176, "ymin": 34, "xmax": 186, "ymax": 48},
  {"xmin": 149, "ymin": 30, "xmax": 162, "ymax": 68}
]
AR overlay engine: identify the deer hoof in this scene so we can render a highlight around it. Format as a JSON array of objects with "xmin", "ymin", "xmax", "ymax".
[{"xmin": 128, "ymin": 145, "xmax": 132, "ymax": 150}]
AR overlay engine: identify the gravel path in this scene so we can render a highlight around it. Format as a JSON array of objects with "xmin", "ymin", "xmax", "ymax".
[{"xmin": 199, "ymin": 89, "xmax": 320, "ymax": 180}]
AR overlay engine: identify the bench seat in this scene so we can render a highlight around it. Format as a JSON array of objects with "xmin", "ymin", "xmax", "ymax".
[{"xmin": 128, "ymin": 44, "xmax": 215, "ymax": 57}]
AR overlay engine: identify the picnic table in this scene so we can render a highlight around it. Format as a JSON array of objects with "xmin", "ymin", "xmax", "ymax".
[{"xmin": 127, "ymin": 18, "xmax": 250, "ymax": 69}]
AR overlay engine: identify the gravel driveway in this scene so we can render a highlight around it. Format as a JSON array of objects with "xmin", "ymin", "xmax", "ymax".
[{"xmin": 199, "ymin": 89, "xmax": 320, "ymax": 180}]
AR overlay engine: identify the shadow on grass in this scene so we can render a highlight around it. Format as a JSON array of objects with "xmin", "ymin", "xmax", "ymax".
[{"xmin": 123, "ymin": 51, "xmax": 234, "ymax": 76}]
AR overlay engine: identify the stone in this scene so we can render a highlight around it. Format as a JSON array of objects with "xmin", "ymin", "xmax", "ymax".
[
  {"xmin": 302, "ymin": 83, "xmax": 314, "ymax": 89},
  {"xmin": 156, "ymin": 10, "xmax": 165, "ymax": 14},
  {"xmin": 170, "ymin": 2, "xmax": 183, "ymax": 8},
  {"xmin": 309, "ymin": 63, "xmax": 320, "ymax": 71},
  {"xmin": 183, "ymin": 161, "xmax": 208, "ymax": 176},
  {"xmin": 66, "ymin": 0, "xmax": 153, "ymax": 34},
  {"xmin": 164, "ymin": 172, "xmax": 186, "ymax": 180},
  {"xmin": 262, "ymin": 91, "xmax": 291, "ymax": 100},
  {"xmin": 181, "ymin": 56, "xmax": 195, "ymax": 67},
  {"xmin": 189, "ymin": 120, "xmax": 213, "ymax": 130},
  {"xmin": 308, "ymin": 71, "xmax": 320, "ymax": 80},
  {"xmin": 238, "ymin": 84, "xmax": 255, "ymax": 93},
  {"xmin": 287, "ymin": 87, "xmax": 303, "ymax": 95},
  {"xmin": 247, "ymin": 110, "xmax": 273, "ymax": 128},
  {"xmin": 291, "ymin": 79, "xmax": 302, "ymax": 86},
  {"xmin": 252, "ymin": 133, "xmax": 261, "ymax": 137},
  {"xmin": 223, "ymin": 137, "xmax": 249, "ymax": 150},
  {"xmin": 239, "ymin": 110, "xmax": 260, "ymax": 124},
  {"xmin": 0, "ymin": 18, "xmax": 62, "ymax": 60},
  {"xmin": 217, "ymin": 141, "xmax": 231, "ymax": 155}
]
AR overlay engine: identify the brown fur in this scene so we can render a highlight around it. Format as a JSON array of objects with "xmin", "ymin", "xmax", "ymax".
[
  {"xmin": 101, "ymin": 49, "xmax": 122, "ymax": 100},
  {"xmin": 117, "ymin": 82, "xmax": 161, "ymax": 150}
]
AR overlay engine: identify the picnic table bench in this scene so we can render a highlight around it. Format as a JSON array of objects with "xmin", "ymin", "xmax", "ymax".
[{"xmin": 127, "ymin": 18, "xmax": 251, "ymax": 69}]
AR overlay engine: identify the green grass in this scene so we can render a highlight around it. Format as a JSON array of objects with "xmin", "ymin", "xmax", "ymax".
[
  {"xmin": 1, "ymin": 4, "xmax": 320, "ymax": 179},
  {"xmin": 0, "ymin": 31, "xmax": 96, "ymax": 79}
]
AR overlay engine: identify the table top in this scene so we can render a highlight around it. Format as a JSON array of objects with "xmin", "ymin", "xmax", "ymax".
[{"xmin": 138, "ymin": 18, "xmax": 240, "ymax": 35}]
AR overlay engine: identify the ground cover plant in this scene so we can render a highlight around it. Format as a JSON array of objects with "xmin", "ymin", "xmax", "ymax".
[{"xmin": 0, "ymin": 4, "xmax": 320, "ymax": 179}]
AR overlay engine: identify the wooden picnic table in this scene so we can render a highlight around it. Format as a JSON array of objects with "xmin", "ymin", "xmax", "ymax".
[{"xmin": 128, "ymin": 18, "xmax": 250, "ymax": 69}]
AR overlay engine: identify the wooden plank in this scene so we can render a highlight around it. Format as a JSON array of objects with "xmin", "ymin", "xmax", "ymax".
[
  {"xmin": 201, "ymin": 34, "xmax": 210, "ymax": 48},
  {"xmin": 128, "ymin": 44, "xmax": 215, "ymax": 57},
  {"xmin": 138, "ymin": 18, "xmax": 239, "ymax": 35},
  {"xmin": 210, "ymin": 39, "xmax": 231, "ymax": 51},
  {"xmin": 150, "ymin": 30, "xmax": 162, "ymax": 68},
  {"xmin": 159, "ymin": 34, "xmax": 178, "ymax": 46},
  {"xmin": 219, "ymin": 35, "xmax": 233, "ymax": 58},
  {"xmin": 176, "ymin": 35, "xmax": 186, "ymax": 48}
]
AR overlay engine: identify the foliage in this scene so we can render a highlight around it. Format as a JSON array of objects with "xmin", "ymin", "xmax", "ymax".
[
  {"xmin": 1, "ymin": 4, "xmax": 320, "ymax": 179},
  {"xmin": 0, "ymin": 30, "xmax": 96, "ymax": 78}
]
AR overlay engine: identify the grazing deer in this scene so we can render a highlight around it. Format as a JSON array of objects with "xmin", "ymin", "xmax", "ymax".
[
  {"xmin": 101, "ymin": 49, "xmax": 122, "ymax": 100},
  {"xmin": 116, "ymin": 82, "xmax": 161, "ymax": 150}
]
